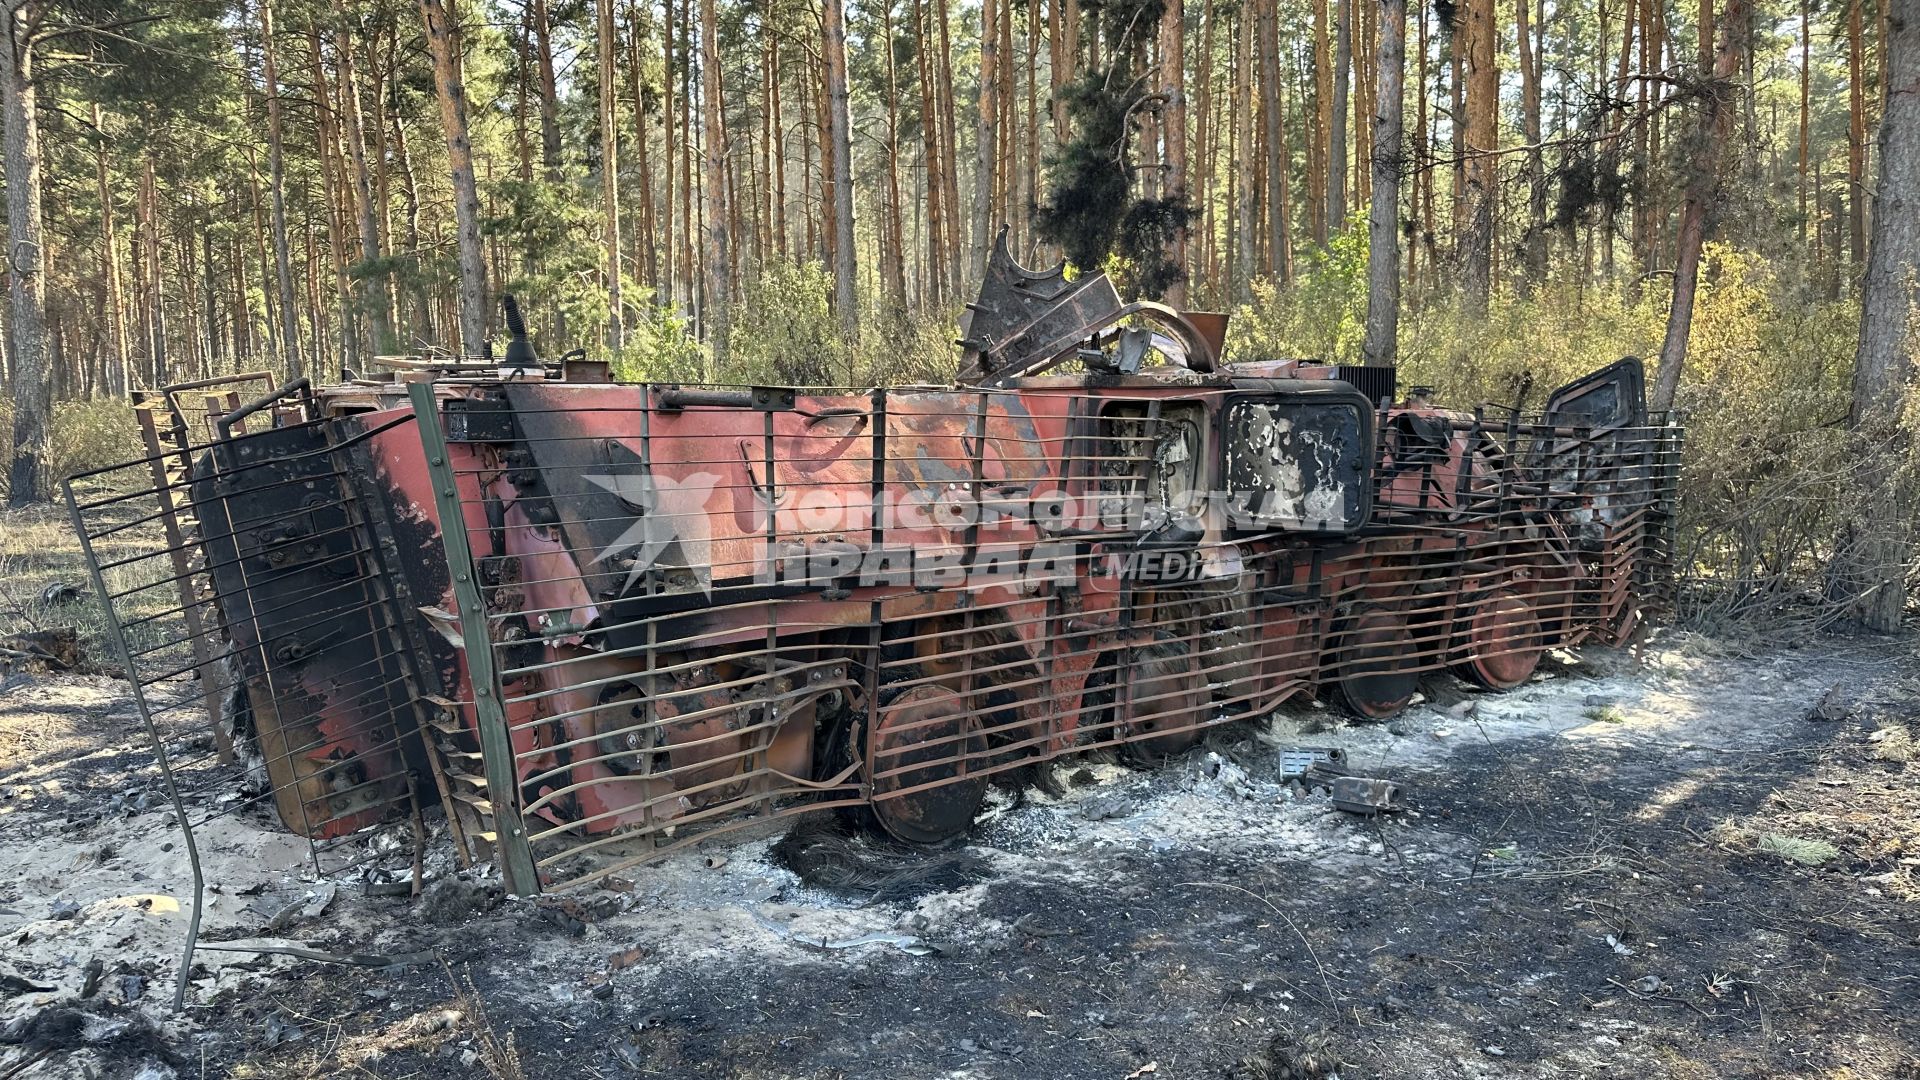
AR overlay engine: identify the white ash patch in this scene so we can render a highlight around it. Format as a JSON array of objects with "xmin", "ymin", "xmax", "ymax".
[
  {"xmin": 1255, "ymin": 635, "xmax": 1849, "ymax": 775},
  {"xmin": 972, "ymin": 753, "xmax": 1390, "ymax": 885},
  {"xmin": 0, "ymin": 805, "xmax": 328, "ymax": 1047},
  {"xmin": 473, "ymin": 829, "xmax": 1003, "ymax": 1007}
]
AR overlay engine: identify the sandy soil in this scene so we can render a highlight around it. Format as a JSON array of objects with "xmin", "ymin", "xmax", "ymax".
[{"xmin": 3, "ymin": 624, "xmax": 1917, "ymax": 1080}]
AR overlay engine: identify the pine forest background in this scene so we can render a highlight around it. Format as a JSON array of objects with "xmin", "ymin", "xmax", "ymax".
[{"xmin": 0, "ymin": 0, "xmax": 1914, "ymax": 628}]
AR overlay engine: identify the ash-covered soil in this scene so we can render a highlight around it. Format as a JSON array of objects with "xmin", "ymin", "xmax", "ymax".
[{"xmin": 4, "ymin": 632, "xmax": 1919, "ymax": 1080}]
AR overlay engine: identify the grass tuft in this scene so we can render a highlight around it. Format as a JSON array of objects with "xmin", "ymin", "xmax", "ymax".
[{"xmin": 1755, "ymin": 832, "xmax": 1842, "ymax": 867}]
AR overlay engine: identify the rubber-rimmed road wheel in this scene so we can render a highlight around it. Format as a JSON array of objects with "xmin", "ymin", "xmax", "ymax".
[
  {"xmin": 869, "ymin": 684, "xmax": 988, "ymax": 846},
  {"xmin": 1120, "ymin": 636, "xmax": 1210, "ymax": 765},
  {"xmin": 1455, "ymin": 590, "xmax": 1542, "ymax": 690},
  {"xmin": 1330, "ymin": 605, "xmax": 1419, "ymax": 720}
]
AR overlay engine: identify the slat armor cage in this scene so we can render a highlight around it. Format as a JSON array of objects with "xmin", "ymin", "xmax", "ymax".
[{"xmin": 70, "ymin": 356, "xmax": 1681, "ymax": 907}]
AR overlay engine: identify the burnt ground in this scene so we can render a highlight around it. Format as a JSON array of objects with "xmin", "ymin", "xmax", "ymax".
[{"xmin": 3, "ymin": 617, "xmax": 1918, "ymax": 1080}]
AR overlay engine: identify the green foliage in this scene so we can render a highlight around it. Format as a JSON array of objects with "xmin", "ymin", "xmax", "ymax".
[
  {"xmin": 850, "ymin": 308, "xmax": 960, "ymax": 387},
  {"xmin": 1078, "ymin": 0, "xmax": 1168, "ymax": 51},
  {"xmin": 724, "ymin": 261, "xmax": 845, "ymax": 385},
  {"xmin": 1228, "ymin": 220, "xmax": 1373, "ymax": 363},
  {"xmin": 1035, "ymin": 70, "xmax": 1138, "ymax": 276},
  {"xmin": 614, "ymin": 305, "xmax": 707, "ymax": 383},
  {"xmin": 487, "ymin": 178, "xmax": 615, "ymax": 347},
  {"xmin": 713, "ymin": 261, "xmax": 960, "ymax": 387},
  {"xmin": 1240, "ymin": 239, "xmax": 1879, "ymax": 625},
  {"xmin": 1034, "ymin": 0, "xmax": 1192, "ymax": 300},
  {"xmin": 0, "ymin": 399, "xmax": 138, "ymax": 500},
  {"xmin": 610, "ymin": 262, "xmax": 958, "ymax": 390},
  {"xmin": 1660, "ymin": 246, "xmax": 1869, "ymax": 625}
]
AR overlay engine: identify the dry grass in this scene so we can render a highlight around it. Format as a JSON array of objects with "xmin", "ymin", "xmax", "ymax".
[
  {"xmin": 226, "ymin": 967, "xmax": 526, "ymax": 1080},
  {"xmin": 1, "ymin": 480, "xmax": 192, "ymax": 668},
  {"xmin": 1871, "ymin": 724, "xmax": 1916, "ymax": 763},
  {"xmin": 449, "ymin": 963, "xmax": 526, "ymax": 1080},
  {"xmin": 1754, "ymin": 832, "xmax": 1843, "ymax": 866}
]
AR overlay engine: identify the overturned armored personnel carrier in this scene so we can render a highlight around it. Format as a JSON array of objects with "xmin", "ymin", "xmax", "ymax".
[{"xmin": 70, "ymin": 237, "xmax": 1680, "ymax": 898}]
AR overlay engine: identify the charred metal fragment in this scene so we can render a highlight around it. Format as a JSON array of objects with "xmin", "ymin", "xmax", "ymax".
[{"xmin": 1329, "ymin": 776, "xmax": 1402, "ymax": 815}]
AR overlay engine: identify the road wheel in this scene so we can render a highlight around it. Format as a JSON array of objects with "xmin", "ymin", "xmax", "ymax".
[
  {"xmin": 1119, "ymin": 635, "xmax": 1210, "ymax": 765},
  {"xmin": 1330, "ymin": 605, "xmax": 1419, "ymax": 720},
  {"xmin": 1454, "ymin": 590, "xmax": 1542, "ymax": 690},
  {"xmin": 869, "ymin": 684, "xmax": 988, "ymax": 846}
]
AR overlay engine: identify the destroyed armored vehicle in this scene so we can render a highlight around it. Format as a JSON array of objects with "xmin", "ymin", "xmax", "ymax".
[{"xmin": 70, "ymin": 236, "xmax": 1680, "ymax": 896}]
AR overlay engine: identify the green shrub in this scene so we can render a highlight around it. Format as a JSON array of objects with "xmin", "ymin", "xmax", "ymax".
[
  {"xmin": 0, "ymin": 397, "xmax": 141, "ymax": 501},
  {"xmin": 1230, "ymin": 241, "xmax": 1886, "ymax": 626},
  {"xmin": 724, "ymin": 261, "xmax": 845, "ymax": 385}
]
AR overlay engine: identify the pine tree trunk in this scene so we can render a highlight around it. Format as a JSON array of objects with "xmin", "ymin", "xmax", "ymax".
[
  {"xmin": 699, "ymin": 0, "xmax": 729, "ymax": 366},
  {"xmin": 1600, "ymin": 0, "xmax": 1635, "ymax": 282},
  {"xmin": 972, "ymin": 0, "xmax": 998, "ymax": 278},
  {"xmin": 772, "ymin": 34, "xmax": 788, "ymax": 262},
  {"xmin": 334, "ymin": 12, "xmax": 397, "ymax": 354},
  {"xmin": 1048, "ymin": 0, "xmax": 1068, "ymax": 143},
  {"xmin": 533, "ymin": 0, "xmax": 562, "ymax": 180},
  {"xmin": 1330, "ymin": 0, "xmax": 1350, "ymax": 233},
  {"xmin": 1634, "ymin": 0, "xmax": 1652, "ymax": 271},
  {"xmin": 679, "ymin": 0, "xmax": 694, "ymax": 308},
  {"xmin": 1515, "ymin": 0, "xmax": 1546, "ymax": 288},
  {"xmin": 1003, "ymin": 4, "xmax": 1017, "ymax": 233},
  {"xmin": 307, "ymin": 26, "xmax": 358, "ymax": 371},
  {"xmin": 140, "ymin": 163, "xmax": 167, "ymax": 386},
  {"xmin": 824, "ymin": 0, "xmax": 857, "ymax": 333},
  {"xmin": 1459, "ymin": 0, "xmax": 1496, "ymax": 312},
  {"xmin": 1361, "ymin": 0, "xmax": 1404, "ymax": 367},
  {"xmin": 1160, "ymin": 0, "xmax": 1189, "ymax": 305},
  {"xmin": 662, "ymin": 0, "xmax": 677, "ymax": 306},
  {"xmin": 1259, "ymin": 0, "xmax": 1292, "ymax": 283},
  {"xmin": 388, "ymin": 103, "xmax": 432, "ymax": 344},
  {"xmin": 935, "ymin": 0, "xmax": 965, "ymax": 288},
  {"xmin": 130, "ymin": 185, "xmax": 151, "ymax": 384},
  {"xmin": 374, "ymin": 27, "xmax": 399, "ymax": 272},
  {"xmin": 1448, "ymin": 19, "xmax": 1464, "ymax": 246},
  {"xmin": 801, "ymin": 71, "xmax": 818, "ymax": 258},
  {"xmin": 1024, "ymin": 0, "xmax": 1038, "ymax": 254},
  {"xmin": 1358, "ymin": 0, "xmax": 1374, "ymax": 208},
  {"xmin": 1233, "ymin": 2, "xmax": 1255, "ymax": 299},
  {"xmin": 1830, "ymin": 0, "xmax": 1917, "ymax": 631},
  {"xmin": 3, "ymin": 0, "xmax": 49, "ymax": 504},
  {"xmin": 304, "ymin": 215, "xmax": 324, "ymax": 359},
  {"xmin": 1195, "ymin": 0, "xmax": 1217, "ymax": 292},
  {"xmin": 1311, "ymin": 0, "xmax": 1329, "ymax": 243},
  {"xmin": 419, "ymin": 0, "xmax": 491, "ymax": 358},
  {"xmin": 230, "ymin": 235, "xmax": 253, "ymax": 368},
  {"xmin": 260, "ymin": 0, "xmax": 304, "ymax": 377},
  {"xmin": 629, "ymin": 0, "xmax": 661, "ymax": 292},
  {"xmin": 915, "ymin": 0, "xmax": 947, "ymax": 306},
  {"xmin": 244, "ymin": 147, "xmax": 278, "ymax": 360},
  {"xmin": 1798, "ymin": 0, "xmax": 1810, "ymax": 248},
  {"xmin": 200, "ymin": 218, "xmax": 221, "ymax": 375},
  {"xmin": 1409, "ymin": 0, "xmax": 1426, "ymax": 296},
  {"xmin": 882, "ymin": 0, "xmax": 909, "ymax": 310},
  {"xmin": 92, "ymin": 104, "xmax": 129, "ymax": 399},
  {"xmin": 1847, "ymin": 0, "xmax": 1867, "ymax": 270},
  {"xmin": 1649, "ymin": 0, "xmax": 1747, "ymax": 412},
  {"xmin": 1646, "ymin": 0, "xmax": 1668, "ymax": 269},
  {"xmin": 597, "ymin": 0, "xmax": 625, "ymax": 349},
  {"xmin": 816, "ymin": 40, "xmax": 835, "ymax": 272},
  {"xmin": 757, "ymin": 32, "xmax": 773, "ymax": 266}
]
